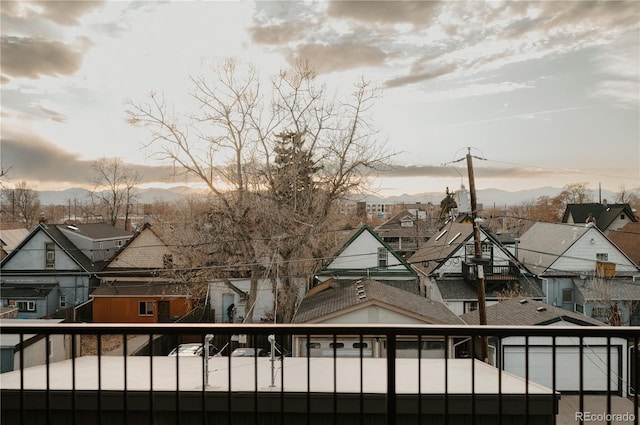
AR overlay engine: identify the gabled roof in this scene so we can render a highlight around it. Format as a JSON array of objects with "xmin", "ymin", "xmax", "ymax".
[
  {"xmin": 460, "ymin": 297, "xmax": 603, "ymax": 326},
  {"xmin": 608, "ymin": 222, "xmax": 640, "ymax": 267},
  {"xmin": 435, "ymin": 277, "xmax": 544, "ymax": 301},
  {"xmin": 316, "ymin": 225, "xmax": 417, "ymax": 278},
  {"xmin": 562, "ymin": 203, "xmax": 637, "ymax": 230},
  {"xmin": 1, "ymin": 223, "xmax": 104, "ymax": 273},
  {"xmin": 409, "ymin": 223, "xmax": 474, "ymax": 275},
  {"xmin": 293, "ymin": 278, "xmax": 464, "ymax": 325},
  {"xmin": 59, "ymin": 222, "xmax": 132, "ymax": 240}
]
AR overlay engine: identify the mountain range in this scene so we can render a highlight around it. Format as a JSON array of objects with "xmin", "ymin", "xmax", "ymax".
[{"xmin": 35, "ymin": 186, "xmax": 622, "ymax": 207}]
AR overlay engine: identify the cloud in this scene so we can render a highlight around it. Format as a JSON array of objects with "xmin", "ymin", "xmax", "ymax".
[
  {"xmin": 290, "ymin": 42, "xmax": 390, "ymax": 74},
  {"xmin": 0, "ymin": 129, "xmax": 174, "ymax": 187},
  {"xmin": 327, "ymin": 1, "xmax": 441, "ymax": 25},
  {"xmin": 0, "ymin": 1, "xmax": 104, "ymax": 26},
  {"xmin": 381, "ymin": 163, "xmax": 569, "ymax": 180},
  {"xmin": 1, "ymin": 36, "xmax": 93, "ymax": 79}
]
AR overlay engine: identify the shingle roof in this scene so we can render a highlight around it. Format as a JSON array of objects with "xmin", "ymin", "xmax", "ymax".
[
  {"xmin": 608, "ymin": 222, "xmax": 640, "ymax": 267},
  {"xmin": 293, "ymin": 278, "xmax": 464, "ymax": 325},
  {"xmin": 460, "ymin": 297, "xmax": 604, "ymax": 326}
]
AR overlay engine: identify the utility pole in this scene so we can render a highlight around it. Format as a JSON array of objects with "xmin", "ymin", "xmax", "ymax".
[{"xmin": 466, "ymin": 148, "xmax": 489, "ymax": 362}]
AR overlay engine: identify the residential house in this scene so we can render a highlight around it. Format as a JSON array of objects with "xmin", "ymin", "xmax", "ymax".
[
  {"xmin": 461, "ymin": 298, "xmax": 629, "ymax": 396},
  {"xmin": 0, "ymin": 228, "xmax": 29, "ymax": 260},
  {"xmin": 374, "ymin": 210, "xmax": 430, "ymax": 258},
  {"xmin": 292, "ymin": 278, "xmax": 465, "ymax": 358},
  {"xmin": 314, "ymin": 225, "xmax": 419, "ymax": 293},
  {"xmin": 516, "ymin": 222, "xmax": 640, "ymax": 317},
  {"xmin": 0, "ymin": 319, "xmax": 73, "ymax": 373},
  {"xmin": 0, "ymin": 224, "xmax": 112, "ymax": 318},
  {"xmin": 410, "ymin": 223, "xmax": 544, "ymax": 314},
  {"xmin": 562, "ymin": 202, "xmax": 637, "ymax": 234},
  {"xmin": 91, "ymin": 279, "xmax": 195, "ymax": 323}
]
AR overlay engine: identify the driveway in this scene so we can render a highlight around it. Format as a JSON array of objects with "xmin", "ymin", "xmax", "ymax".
[{"xmin": 557, "ymin": 395, "xmax": 638, "ymax": 424}]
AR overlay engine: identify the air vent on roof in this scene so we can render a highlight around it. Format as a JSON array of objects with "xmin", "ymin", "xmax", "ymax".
[
  {"xmin": 519, "ymin": 299, "xmax": 528, "ymax": 304},
  {"xmin": 536, "ymin": 306, "xmax": 547, "ymax": 312}
]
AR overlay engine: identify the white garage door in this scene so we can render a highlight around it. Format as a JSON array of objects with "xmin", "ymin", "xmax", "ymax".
[{"xmin": 503, "ymin": 346, "xmax": 620, "ymax": 393}]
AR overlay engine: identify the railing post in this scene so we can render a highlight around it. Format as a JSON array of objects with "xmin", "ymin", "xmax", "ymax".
[{"xmin": 386, "ymin": 332, "xmax": 396, "ymax": 425}]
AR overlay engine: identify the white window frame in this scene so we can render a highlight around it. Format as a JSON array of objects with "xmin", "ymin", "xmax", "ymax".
[
  {"xmin": 45, "ymin": 242, "xmax": 55, "ymax": 269},
  {"xmin": 16, "ymin": 300, "xmax": 36, "ymax": 312},
  {"xmin": 59, "ymin": 295, "xmax": 67, "ymax": 308}
]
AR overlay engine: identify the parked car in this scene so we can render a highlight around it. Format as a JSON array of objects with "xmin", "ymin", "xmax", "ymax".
[
  {"xmin": 230, "ymin": 347, "xmax": 268, "ymax": 357},
  {"xmin": 168, "ymin": 343, "xmax": 218, "ymax": 357}
]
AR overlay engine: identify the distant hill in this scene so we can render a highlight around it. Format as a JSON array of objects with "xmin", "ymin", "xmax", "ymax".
[{"xmin": 35, "ymin": 186, "xmax": 624, "ymax": 207}]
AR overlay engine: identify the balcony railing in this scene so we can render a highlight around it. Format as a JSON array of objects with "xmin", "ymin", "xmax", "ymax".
[{"xmin": 1, "ymin": 323, "xmax": 638, "ymax": 425}]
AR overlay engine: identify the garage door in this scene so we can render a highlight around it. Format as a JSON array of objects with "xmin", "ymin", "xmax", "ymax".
[{"xmin": 503, "ymin": 346, "xmax": 621, "ymax": 393}]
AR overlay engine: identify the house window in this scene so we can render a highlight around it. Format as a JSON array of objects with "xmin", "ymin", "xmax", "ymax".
[
  {"xmin": 59, "ymin": 295, "xmax": 67, "ymax": 308},
  {"xmin": 562, "ymin": 289, "xmax": 573, "ymax": 303},
  {"xmin": 575, "ymin": 304, "xmax": 584, "ymax": 314},
  {"xmin": 621, "ymin": 214, "xmax": 626, "ymax": 220},
  {"xmin": 139, "ymin": 301, "xmax": 154, "ymax": 316},
  {"xmin": 464, "ymin": 301, "xmax": 478, "ymax": 313},
  {"xmin": 45, "ymin": 242, "xmax": 55, "ymax": 268},
  {"xmin": 16, "ymin": 301, "xmax": 36, "ymax": 312},
  {"xmin": 115, "ymin": 240, "xmax": 123, "ymax": 250},
  {"xmin": 596, "ymin": 253, "xmax": 608, "ymax": 261},
  {"xmin": 377, "ymin": 247, "xmax": 388, "ymax": 269},
  {"xmin": 163, "ymin": 254, "xmax": 174, "ymax": 269}
]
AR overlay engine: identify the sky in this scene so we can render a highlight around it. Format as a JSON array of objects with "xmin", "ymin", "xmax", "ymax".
[{"xmin": 1, "ymin": 0, "xmax": 639, "ymax": 197}]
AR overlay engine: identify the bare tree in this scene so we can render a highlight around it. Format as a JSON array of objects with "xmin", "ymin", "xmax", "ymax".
[
  {"xmin": 91, "ymin": 157, "xmax": 140, "ymax": 229},
  {"xmin": 1, "ymin": 181, "xmax": 41, "ymax": 229},
  {"xmin": 128, "ymin": 59, "xmax": 390, "ymax": 322}
]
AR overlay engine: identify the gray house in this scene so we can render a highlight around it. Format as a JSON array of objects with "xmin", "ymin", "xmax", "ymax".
[{"xmin": 0, "ymin": 223, "xmax": 131, "ymax": 319}]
